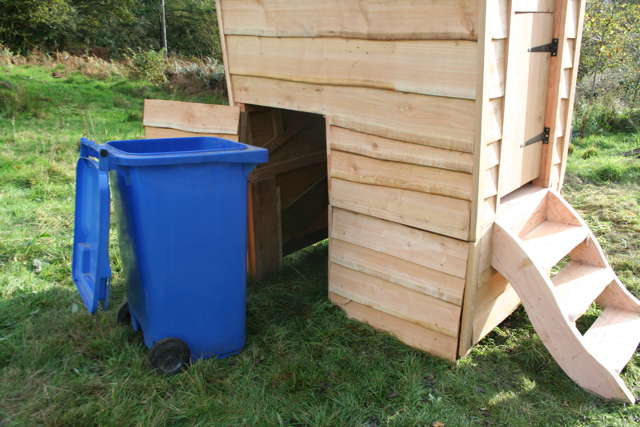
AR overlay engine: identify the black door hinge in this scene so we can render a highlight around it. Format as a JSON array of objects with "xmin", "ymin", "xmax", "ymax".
[
  {"xmin": 521, "ymin": 127, "xmax": 551, "ymax": 148},
  {"xmin": 529, "ymin": 38, "xmax": 559, "ymax": 56}
]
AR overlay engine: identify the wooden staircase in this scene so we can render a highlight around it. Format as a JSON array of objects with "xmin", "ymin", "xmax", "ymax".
[{"xmin": 492, "ymin": 185, "xmax": 640, "ymax": 403}]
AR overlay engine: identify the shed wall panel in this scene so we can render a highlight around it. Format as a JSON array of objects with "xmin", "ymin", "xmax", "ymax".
[
  {"xmin": 232, "ymin": 75, "xmax": 476, "ymax": 153},
  {"xmin": 220, "ymin": 0, "xmax": 478, "ymax": 41},
  {"xmin": 227, "ymin": 35, "xmax": 478, "ymax": 99}
]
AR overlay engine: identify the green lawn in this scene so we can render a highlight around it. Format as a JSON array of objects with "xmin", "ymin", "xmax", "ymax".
[{"xmin": 1, "ymin": 64, "xmax": 640, "ymax": 426}]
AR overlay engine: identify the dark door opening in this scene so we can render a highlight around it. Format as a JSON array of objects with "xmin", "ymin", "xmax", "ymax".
[{"xmin": 241, "ymin": 105, "xmax": 328, "ymax": 279}]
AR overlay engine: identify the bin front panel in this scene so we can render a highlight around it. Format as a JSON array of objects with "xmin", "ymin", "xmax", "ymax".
[{"xmin": 112, "ymin": 161, "xmax": 249, "ymax": 359}]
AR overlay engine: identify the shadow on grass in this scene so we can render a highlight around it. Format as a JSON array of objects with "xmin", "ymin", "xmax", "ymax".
[{"xmin": 1, "ymin": 241, "xmax": 637, "ymax": 425}]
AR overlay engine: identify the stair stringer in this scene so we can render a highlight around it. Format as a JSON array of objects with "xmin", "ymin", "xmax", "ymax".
[
  {"xmin": 547, "ymin": 190, "xmax": 640, "ymax": 313},
  {"xmin": 492, "ymin": 222, "xmax": 635, "ymax": 403}
]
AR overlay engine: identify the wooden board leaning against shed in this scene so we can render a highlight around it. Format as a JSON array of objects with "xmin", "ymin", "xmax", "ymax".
[
  {"xmin": 143, "ymin": 99, "xmax": 328, "ymax": 280},
  {"xmin": 210, "ymin": 0, "xmax": 587, "ymax": 362}
]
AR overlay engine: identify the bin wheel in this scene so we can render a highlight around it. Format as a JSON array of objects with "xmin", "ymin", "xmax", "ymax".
[
  {"xmin": 149, "ymin": 338, "xmax": 191, "ymax": 375},
  {"xmin": 116, "ymin": 302, "xmax": 131, "ymax": 326}
]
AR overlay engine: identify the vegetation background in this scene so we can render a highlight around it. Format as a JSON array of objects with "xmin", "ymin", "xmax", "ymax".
[{"xmin": 0, "ymin": 0, "xmax": 639, "ymax": 425}]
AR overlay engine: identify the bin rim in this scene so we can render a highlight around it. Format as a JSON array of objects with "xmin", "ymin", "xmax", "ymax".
[{"xmin": 82, "ymin": 137, "xmax": 269, "ymax": 167}]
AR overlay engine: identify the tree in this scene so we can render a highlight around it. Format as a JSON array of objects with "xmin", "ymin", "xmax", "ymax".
[{"xmin": 580, "ymin": 0, "xmax": 640, "ymax": 104}]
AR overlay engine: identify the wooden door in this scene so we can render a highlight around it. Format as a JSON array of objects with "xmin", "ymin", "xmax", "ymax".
[{"xmin": 499, "ymin": 12, "xmax": 554, "ymax": 197}]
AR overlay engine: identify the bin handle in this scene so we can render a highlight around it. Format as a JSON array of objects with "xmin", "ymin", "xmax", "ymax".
[{"xmin": 80, "ymin": 138, "xmax": 110, "ymax": 170}]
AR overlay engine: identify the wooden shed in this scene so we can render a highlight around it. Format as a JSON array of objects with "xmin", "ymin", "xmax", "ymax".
[{"xmin": 148, "ymin": 0, "xmax": 640, "ymax": 402}]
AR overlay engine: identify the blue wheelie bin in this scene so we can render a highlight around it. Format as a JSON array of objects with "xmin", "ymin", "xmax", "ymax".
[{"xmin": 72, "ymin": 137, "xmax": 268, "ymax": 373}]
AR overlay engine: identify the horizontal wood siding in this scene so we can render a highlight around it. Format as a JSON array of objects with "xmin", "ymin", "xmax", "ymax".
[
  {"xmin": 329, "ymin": 126, "xmax": 474, "ymax": 174},
  {"xmin": 143, "ymin": 99, "xmax": 240, "ymax": 134},
  {"xmin": 331, "ymin": 208, "xmax": 469, "ymax": 279},
  {"xmin": 330, "ymin": 292, "xmax": 458, "ymax": 360},
  {"xmin": 330, "ymin": 263, "xmax": 461, "ymax": 337},
  {"xmin": 232, "ymin": 76, "xmax": 476, "ymax": 153},
  {"xmin": 330, "ymin": 150, "xmax": 473, "ymax": 201},
  {"xmin": 227, "ymin": 36, "xmax": 477, "ymax": 99},
  {"xmin": 144, "ymin": 127, "xmax": 238, "ymax": 141},
  {"xmin": 220, "ymin": 0, "xmax": 478, "ymax": 41},
  {"xmin": 330, "ymin": 178, "xmax": 470, "ymax": 240},
  {"xmin": 218, "ymin": 0, "xmax": 490, "ymax": 360},
  {"xmin": 330, "ymin": 238, "xmax": 465, "ymax": 306}
]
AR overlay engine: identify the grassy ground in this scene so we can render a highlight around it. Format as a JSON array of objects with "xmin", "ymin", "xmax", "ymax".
[{"xmin": 1, "ymin": 64, "xmax": 640, "ymax": 426}]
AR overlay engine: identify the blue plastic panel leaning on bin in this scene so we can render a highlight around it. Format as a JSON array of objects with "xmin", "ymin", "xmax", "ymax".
[{"xmin": 72, "ymin": 137, "xmax": 268, "ymax": 360}]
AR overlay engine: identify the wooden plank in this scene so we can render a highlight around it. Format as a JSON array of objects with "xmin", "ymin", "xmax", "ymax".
[
  {"xmin": 513, "ymin": 0, "xmax": 554, "ymax": 12},
  {"xmin": 281, "ymin": 178, "xmax": 328, "ymax": 248},
  {"xmin": 566, "ymin": 0, "xmax": 579, "ymax": 39},
  {"xmin": 330, "ymin": 263, "xmax": 461, "ymax": 337},
  {"xmin": 250, "ymin": 151, "xmax": 325, "ymax": 182},
  {"xmin": 330, "ymin": 179, "xmax": 470, "ymax": 240},
  {"xmin": 330, "ymin": 150, "xmax": 473, "ymax": 201},
  {"xmin": 489, "ymin": 0, "xmax": 509, "ymax": 40},
  {"xmin": 330, "ymin": 238, "xmax": 465, "ymax": 306},
  {"xmin": 331, "ymin": 208, "xmax": 469, "ymax": 279},
  {"xmin": 483, "ymin": 166, "xmax": 499, "ymax": 198},
  {"xmin": 231, "ymin": 75, "xmax": 476, "ymax": 153},
  {"xmin": 536, "ymin": 0, "xmax": 570, "ymax": 187},
  {"xmin": 144, "ymin": 127, "xmax": 238, "ymax": 141},
  {"xmin": 143, "ymin": 99, "xmax": 240, "ymax": 134},
  {"xmin": 329, "ymin": 126, "xmax": 473, "ymax": 174},
  {"xmin": 485, "ymin": 98, "xmax": 504, "ymax": 144},
  {"xmin": 562, "ymin": 39, "xmax": 576, "ymax": 69},
  {"xmin": 459, "ymin": 0, "xmax": 492, "ymax": 356},
  {"xmin": 486, "ymin": 141, "xmax": 501, "ymax": 169},
  {"xmin": 277, "ymin": 164, "xmax": 326, "ymax": 210},
  {"xmin": 498, "ymin": 12, "xmax": 554, "ymax": 196},
  {"xmin": 558, "ymin": 1, "xmax": 586, "ymax": 189},
  {"xmin": 215, "ymin": 0, "xmax": 234, "ymax": 105},
  {"xmin": 227, "ymin": 36, "xmax": 478, "ymax": 100},
  {"xmin": 250, "ymin": 178, "xmax": 282, "ymax": 279},
  {"xmin": 473, "ymin": 271, "xmax": 521, "ymax": 343},
  {"xmin": 583, "ymin": 308, "xmax": 640, "ymax": 374},
  {"xmin": 329, "ymin": 292, "xmax": 458, "ymax": 361},
  {"xmin": 492, "ymin": 221, "xmax": 636, "ymax": 402},
  {"xmin": 220, "ymin": 0, "xmax": 479, "ymax": 41},
  {"xmin": 487, "ymin": 39, "xmax": 506, "ymax": 99}
]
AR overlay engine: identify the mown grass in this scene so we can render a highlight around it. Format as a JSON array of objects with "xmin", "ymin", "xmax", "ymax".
[{"xmin": 1, "ymin": 64, "xmax": 640, "ymax": 426}]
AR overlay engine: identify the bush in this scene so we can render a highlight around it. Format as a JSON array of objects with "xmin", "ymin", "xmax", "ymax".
[
  {"xmin": 574, "ymin": 96, "xmax": 640, "ymax": 136},
  {"xmin": 127, "ymin": 49, "xmax": 167, "ymax": 84},
  {"xmin": 0, "ymin": 84, "xmax": 47, "ymax": 118}
]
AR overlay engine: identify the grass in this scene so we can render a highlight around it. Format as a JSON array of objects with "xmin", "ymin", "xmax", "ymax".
[{"xmin": 1, "ymin": 64, "xmax": 640, "ymax": 426}]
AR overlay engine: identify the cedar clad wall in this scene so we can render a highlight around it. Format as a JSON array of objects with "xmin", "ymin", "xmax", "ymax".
[
  {"xmin": 216, "ymin": 0, "xmax": 584, "ymax": 361},
  {"xmin": 218, "ymin": 0, "xmax": 482, "ymax": 361}
]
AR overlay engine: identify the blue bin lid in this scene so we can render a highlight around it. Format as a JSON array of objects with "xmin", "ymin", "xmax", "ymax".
[
  {"xmin": 71, "ymin": 157, "xmax": 111, "ymax": 313},
  {"xmin": 103, "ymin": 137, "xmax": 268, "ymax": 166}
]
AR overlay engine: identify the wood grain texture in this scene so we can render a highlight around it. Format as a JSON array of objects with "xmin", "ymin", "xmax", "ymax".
[
  {"xmin": 488, "ymin": 0, "xmax": 509, "ymax": 40},
  {"xmin": 331, "ymin": 208, "xmax": 469, "ymax": 279},
  {"xmin": 144, "ymin": 127, "xmax": 238, "ymax": 141},
  {"xmin": 329, "ymin": 292, "xmax": 458, "ymax": 361},
  {"xmin": 473, "ymin": 270, "xmax": 520, "ymax": 343},
  {"xmin": 330, "ymin": 263, "xmax": 461, "ymax": 337},
  {"xmin": 216, "ymin": 0, "xmax": 235, "ymax": 105},
  {"xmin": 143, "ymin": 99, "xmax": 240, "ymax": 134},
  {"xmin": 330, "ymin": 178, "xmax": 470, "ymax": 240},
  {"xmin": 231, "ymin": 75, "xmax": 476, "ymax": 153},
  {"xmin": 498, "ymin": 12, "xmax": 554, "ymax": 196},
  {"xmin": 487, "ymin": 39, "xmax": 506, "ymax": 99},
  {"xmin": 329, "ymin": 125, "xmax": 474, "ymax": 174},
  {"xmin": 227, "ymin": 36, "xmax": 478, "ymax": 100},
  {"xmin": 220, "ymin": 0, "xmax": 478, "ymax": 41},
  {"xmin": 330, "ymin": 238, "xmax": 465, "ymax": 306},
  {"xmin": 330, "ymin": 150, "xmax": 473, "ymax": 201},
  {"xmin": 513, "ymin": 0, "xmax": 554, "ymax": 12}
]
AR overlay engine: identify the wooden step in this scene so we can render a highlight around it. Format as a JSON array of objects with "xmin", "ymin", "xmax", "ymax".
[
  {"xmin": 552, "ymin": 262, "xmax": 616, "ymax": 322},
  {"xmin": 582, "ymin": 307, "xmax": 640, "ymax": 374},
  {"xmin": 521, "ymin": 221, "xmax": 588, "ymax": 270}
]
